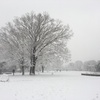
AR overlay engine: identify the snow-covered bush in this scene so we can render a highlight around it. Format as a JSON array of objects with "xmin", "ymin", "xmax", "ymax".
[{"xmin": 0, "ymin": 74, "xmax": 9, "ymax": 82}]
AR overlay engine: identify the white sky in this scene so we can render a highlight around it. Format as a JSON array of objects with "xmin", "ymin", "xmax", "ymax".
[{"xmin": 0, "ymin": 0, "xmax": 100, "ymax": 62}]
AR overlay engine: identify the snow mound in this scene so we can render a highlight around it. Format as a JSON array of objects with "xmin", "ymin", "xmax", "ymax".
[{"xmin": 0, "ymin": 74, "xmax": 9, "ymax": 82}]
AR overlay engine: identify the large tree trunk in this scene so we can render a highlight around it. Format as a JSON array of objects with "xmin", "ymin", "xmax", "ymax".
[
  {"xmin": 30, "ymin": 47, "xmax": 36, "ymax": 75},
  {"xmin": 32, "ymin": 54, "xmax": 36, "ymax": 75},
  {"xmin": 30, "ymin": 55, "xmax": 36, "ymax": 75}
]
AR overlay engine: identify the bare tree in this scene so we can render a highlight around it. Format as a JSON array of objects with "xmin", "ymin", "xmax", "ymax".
[
  {"xmin": 36, "ymin": 40, "xmax": 71, "ymax": 72},
  {"xmin": 0, "ymin": 12, "xmax": 73, "ymax": 75},
  {"xmin": 83, "ymin": 60, "xmax": 97, "ymax": 72},
  {"xmin": 74, "ymin": 61, "xmax": 83, "ymax": 71},
  {"xmin": 0, "ymin": 23, "xmax": 29, "ymax": 75}
]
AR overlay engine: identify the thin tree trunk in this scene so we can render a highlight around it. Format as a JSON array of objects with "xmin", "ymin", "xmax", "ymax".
[
  {"xmin": 21, "ymin": 57, "xmax": 25, "ymax": 75},
  {"xmin": 22, "ymin": 66, "xmax": 24, "ymax": 75},
  {"xmin": 42, "ymin": 66, "xmax": 44, "ymax": 73},
  {"xmin": 30, "ymin": 67, "xmax": 32, "ymax": 75}
]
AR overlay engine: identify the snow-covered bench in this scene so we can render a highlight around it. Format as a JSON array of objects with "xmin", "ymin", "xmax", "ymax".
[{"xmin": 0, "ymin": 74, "xmax": 9, "ymax": 82}]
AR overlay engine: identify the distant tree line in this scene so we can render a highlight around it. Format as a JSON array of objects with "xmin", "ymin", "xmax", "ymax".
[{"xmin": 67, "ymin": 60, "xmax": 100, "ymax": 72}]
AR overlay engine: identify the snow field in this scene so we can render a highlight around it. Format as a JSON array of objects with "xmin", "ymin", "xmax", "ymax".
[{"xmin": 0, "ymin": 71, "xmax": 100, "ymax": 100}]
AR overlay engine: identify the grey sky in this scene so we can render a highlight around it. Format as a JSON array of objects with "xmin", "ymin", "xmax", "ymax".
[{"xmin": 0, "ymin": 0, "xmax": 100, "ymax": 62}]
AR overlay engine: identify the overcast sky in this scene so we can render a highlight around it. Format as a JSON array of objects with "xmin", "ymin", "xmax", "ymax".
[{"xmin": 0, "ymin": 0, "xmax": 100, "ymax": 62}]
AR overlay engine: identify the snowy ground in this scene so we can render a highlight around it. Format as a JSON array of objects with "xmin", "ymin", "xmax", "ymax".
[{"xmin": 0, "ymin": 71, "xmax": 100, "ymax": 100}]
